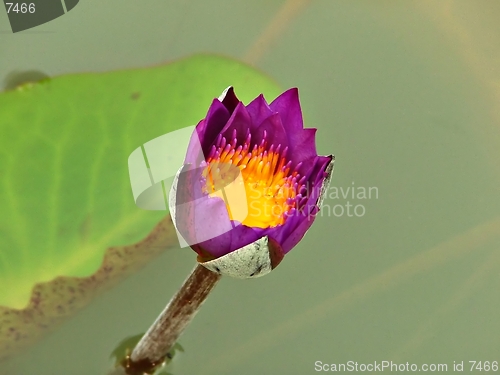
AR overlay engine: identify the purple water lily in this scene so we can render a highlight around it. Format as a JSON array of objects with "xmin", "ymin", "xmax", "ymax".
[
  {"xmin": 170, "ymin": 87, "xmax": 334, "ymax": 278},
  {"xmin": 128, "ymin": 88, "xmax": 334, "ymax": 368}
]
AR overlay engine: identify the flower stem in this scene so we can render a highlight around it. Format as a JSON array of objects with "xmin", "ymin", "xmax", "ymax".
[{"xmin": 129, "ymin": 264, "xmax": 221, "ymax": 367}]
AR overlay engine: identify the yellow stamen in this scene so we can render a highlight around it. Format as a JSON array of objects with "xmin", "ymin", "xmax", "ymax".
[{"xmin": 204, "ymin": 138, "xmax": 301, "ymax": 228}]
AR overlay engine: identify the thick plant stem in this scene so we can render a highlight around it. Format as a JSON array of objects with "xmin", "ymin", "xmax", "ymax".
[{"xmin": 130, "ymin": 264, "xmax": 221, "ymax": 365}]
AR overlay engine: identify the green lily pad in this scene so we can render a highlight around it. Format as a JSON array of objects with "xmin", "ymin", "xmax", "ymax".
[{"xmin": 0, "ymin": 54, "xmax": 281, "ymax": 360}]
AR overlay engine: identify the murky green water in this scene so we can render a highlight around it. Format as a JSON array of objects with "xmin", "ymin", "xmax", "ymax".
[{"xmin": 1, "ymin": 1, "xmax": 500, "ymax": 374}]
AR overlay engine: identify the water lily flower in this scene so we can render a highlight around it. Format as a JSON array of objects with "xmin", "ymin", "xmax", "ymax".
[
  {"xmin": 169, "ymin": 87, "xmax": 334, "ymax": 278},
  {"xmin": 129, "ymin": 88, "xmax": 334, "ymax": 369}
]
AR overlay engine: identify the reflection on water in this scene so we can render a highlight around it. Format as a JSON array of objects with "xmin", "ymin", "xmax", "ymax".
[{"xmin": 110, "ymin": 333, "xmax": 183, "ymax": 375}]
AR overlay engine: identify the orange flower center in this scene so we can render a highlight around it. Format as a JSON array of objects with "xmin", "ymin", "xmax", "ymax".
[{"xmin": 202, "ymin": 131, "xmax": 304, "ymax": 228}]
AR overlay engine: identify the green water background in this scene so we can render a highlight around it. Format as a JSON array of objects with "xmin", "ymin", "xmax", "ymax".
[{"xmin": 1, "ymin": 1, "xmax": 500, "ymax": 374}]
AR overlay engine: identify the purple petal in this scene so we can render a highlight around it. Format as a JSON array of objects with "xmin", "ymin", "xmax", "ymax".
[
  {"xmin": 286, "ymin": 128, "xmax": 318, "ymax": 167},
  {"xmin": 184, "ymin": 99, "xmax": 232, "ymax": 165},
  {"xmin": 293, "ymin": 154, "xmax": 330, "ymax": 185},
  {"xmin": 246, "ymin": 94, "xmax": 274, "ymax": 131},
  {"xmin": 280, "ymin": 210, "xmax": 318, "ymax": 253},
  {"xmin": 194, "ymin": 205, "xmax": 234, "ymax": 257},
  {"xmin": 184, "ymin": 119, "xmax": 206, "ymax": 165},
  {"xmin": 270, "ymin": 88, "xmax": 321, "ymax": 167},
  {"xmin": 268, "ymin": 155, "xmax": 332, "ymax": 252},
  {"xmin": 295, "ymin": 156, "xmax": 332, "ymax": 221},
  {"xmin": 252, "ymin": 113, "xmax": 289, "ymax": 150},
  {"xmin": 308, "ymin": 155, "xmax": 333, "ymax": 190},
  {"xmin": 274, "ymin": 186, "xmax": 322, "ymax": 253},
  {"xmin": 192, "ymin": 197, "xmax": 235, "ymax": 252},
  {"xmin": 174, "ymin": 165, "xmax": 234, "ymax": 254},
  {"xmin": 198, "ymin": 222, "xmax": 265, "ymax": 258},
  {"xmin": 201, "ymin": 99, "xmax": 232, "ymax": 154},
  {"xmin": 269, "ymin": 88, "xmax": 304, "ymax": 133},
  {"xmin": 229, "ymin": 225, "xmax": 266, "ymax": 251},
  {"xmin": 219, "ymin": 102, "xmax": 252, "ymax": 145},
  {"xmin": 220, "ymin": 86, "xmax": 240, "ymax": 113}
]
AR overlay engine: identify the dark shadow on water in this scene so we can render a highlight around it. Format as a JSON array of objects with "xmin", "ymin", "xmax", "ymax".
[
  {"xmin": 110, "ymin": 333, "xmax": 183, "ymax": 375},
  {"xmin": 3, "ymin": 70, "xmax": 50, "ymax": 91}
]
